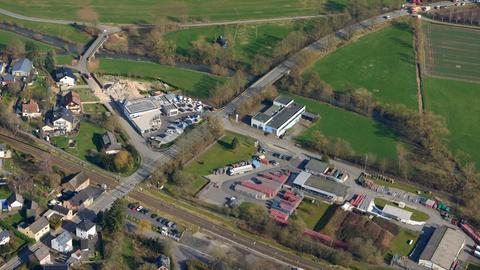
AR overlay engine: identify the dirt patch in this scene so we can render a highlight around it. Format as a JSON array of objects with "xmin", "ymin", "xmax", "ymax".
[{"xmin": 100, "ymin": 75, "xmax": 152, "ymax": 100}]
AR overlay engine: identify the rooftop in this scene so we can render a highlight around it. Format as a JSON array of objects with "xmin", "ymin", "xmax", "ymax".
[
  {"xmin": 52, "ymin": 205, "xmax": 71, "ymax": 216},
  {"xmin": 77, "ymin": 219, "xmax": 95, "ymax": 232},
  {"xmin": 63, "ymin": 172, "xmax": 89, "ymax": 190},
  {"xmin": 12, "ymin": 58, "xmax": 32, "ymax": 74},
  {"xmin": 293, "ymin": 171, "xmax": 348, "ymax": 198},
  {"xmin": 304, "ymin": 159, "xmax": 329, "ymax": 174},
  {"xmin": 63, "ymin": 91, "xmax": 81, "ymax": 105},
  {"xmin": 382, "ymin": 204, "xmax": 412, "ymax": 220},
  {"xmin": 30, "ymin": 242, "xmax": 50, "ymax": 261},
  {"xmin": 274, "ymin": 96, "xmax": 294, "ymax": 106},
  {"xmin": 124, "ymin": 98, "xmax": 158, "ymax": 115},
  {"xmin": 53, "ymin": 231, "xmax": 72, "ymax": 246},
  {"xmin": 268, "ymin": 102, "xmax": 305, "ymax": 129},
  {"xmin": 54, "ymin": 67, "xmax": 76, "ymax": 81},
  {"xmin": 67, "ymin": 186, "xmax": 103, "ymax": 207},
  {"xmin": 22, "ymin": 99, "xmax": 40, "ymax": 114},
  {"xmin": 28, "ymin": 217, "xmax": 49, "ymax": 234},
  {"xmin": 419, "ymin": 226, "xmax": 465, "ymax": 270},
  {"xmin": 131, "ymin": 109, "xmax": 162, "ymax": 133}
]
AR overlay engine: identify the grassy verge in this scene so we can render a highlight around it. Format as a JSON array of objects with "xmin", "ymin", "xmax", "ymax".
[
  {"xmin": 285, "ymin": 93, "xmax": 399, "ymax": 160},
  {"xmin": 374, "ymin": 198, "xmax": 429, "ymax": 222},
  {"xmin": 0, "ymin": 30, "xmax": 54, "ymax": 51},
  {"xmin": 467, "ymin": 264, "xmax": 480, "ymax": 270},
  {"xmin": 308, "ymin": 23, "xmax": 417, "ymax": 108},
  {"xmin": 94, "ymin": 58, "xmax": 227, "ymax": 98},
  {"xmin": 55, "ymin": 55, "xmax": 76, "ymax": 65},
  {"xmin": 387, "ymin": 229, "xmax": 419, "ymax": 257},
  {"xmin": 0, "ymin": 13, "xmax": 91, "ymax": 44}
]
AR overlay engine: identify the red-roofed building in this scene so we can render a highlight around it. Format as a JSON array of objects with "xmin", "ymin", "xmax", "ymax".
[{"xmin": 21, "ymin": 99, "xmax": 41, "ymax": 118}]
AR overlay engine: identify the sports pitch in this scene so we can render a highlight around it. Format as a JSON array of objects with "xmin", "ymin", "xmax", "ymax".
[{"xmin": 423, "ymin": 22, "xmax": 480, "ymax": 83}]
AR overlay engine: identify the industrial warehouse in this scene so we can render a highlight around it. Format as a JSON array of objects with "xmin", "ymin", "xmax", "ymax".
[
  {"xmin": 291, "ymin": 171, "xmax": 349, "ymax": 202},
  {"xmin": 250, "ymin": 96, "xmax": 306, "ymax": 137}
]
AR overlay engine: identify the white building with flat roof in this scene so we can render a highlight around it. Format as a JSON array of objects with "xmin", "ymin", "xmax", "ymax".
[
  {"xmin": 251, "ymin": 96, "xmax": 305, "ymax": 137},
  {"xmin": 121, "ymin": 97, "xmax": 162, "ymax": 135}
]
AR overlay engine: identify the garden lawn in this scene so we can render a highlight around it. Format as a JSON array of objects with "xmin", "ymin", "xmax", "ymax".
[
  {"xmin": 75, "ymin": 89, "xmax": 99, "ymax": 102},
  {"xmin": 423, "ymin": 77, "xmax": 480, "ymax": 168},
  {"xmin": 0, "ymin": 30, "xmax": 54, "ymax": 51},
  {"xmin": 0, "ymin": 14, "xmax": 91, "ymax": 44},
  {"xmin": 309, "ymin": 23, "xmax": 418, "ymax": 108},
  {"xmin": 295, "ymin": 200, "xmax": 331, "ymax": 229},
  {"xmin": 288, "ymin": 93, "xmax": 399, "ymax": 160},
  {"xmin": 83, "ymin": 103, "xmax": 107, "ymax": 114},
  {"xmin": 374, "ymin": 198, "xmax": 429, "ymax": 222},
  {"xmin": 388, "ymin": 229, "xmax": 419, "ymax": 257},
  {"xmin": 95, "ymin": 58, "xmax": 227, "ymax": 98},
  {"xmin": 51, "ymin": 120, "xmax": 107, "ymax": 162},
  {"xmin": 0, "ymin": 187, "xmax": 11, "ymax": 200},
  {"xmin": 55, "ymin": 55, "xmax": 76, "ymax": 65},
  {"xmin": 165, "ymin": 21, "xmax": 305, "ymax": 66}
]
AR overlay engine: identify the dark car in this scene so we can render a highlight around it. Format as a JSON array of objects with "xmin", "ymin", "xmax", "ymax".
[
  {"xmin": 156, "ymin": 217, "xmax": 165, "ymax": 223},
  {"xmin": 151, "ymin": 213, "xmax": 158, "ymax": 219},
  {"xmin": 140, "ymin": 208, "xmax": 149, "ymax": 214}
]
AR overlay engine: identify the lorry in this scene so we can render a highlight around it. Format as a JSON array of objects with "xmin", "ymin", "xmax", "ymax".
[{"xmin": 227, "ymin": 164, "xmax": 254, "ymax": 176}]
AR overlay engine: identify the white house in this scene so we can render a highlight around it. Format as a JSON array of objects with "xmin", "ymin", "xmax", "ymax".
[
  {"xmin": 11, "ymin": 58, "xmax": 33, "ymax": 77},
  {"xmin": 7, "ymin": 193, "xmax": 24, "ymax": 211},
  {"xmin": 76, "ymin": 219, "xmax": 96, "ymax": 239},
  {"xmin": 0, "ymin": 144, "xmax": 12, "ymax": 159},
  {"xmin": 53, "ymin": 67, "xmax": 76, "ymax": 88},
  {"xmin": 0, "ymin": 230, "xmax": 10, "ymax": 245},
  {"xmin": 42, "ymin": 107, "xmax": 75, "ymax": 135},
  {"xmin": 51, "ymin": 231, "xmax": 73, "ymax": 253}
]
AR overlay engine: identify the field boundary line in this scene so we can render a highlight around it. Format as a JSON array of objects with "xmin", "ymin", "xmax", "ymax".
[{"xmin": 421, "ymin": 17, "xmax": 480, "ymax": 31}]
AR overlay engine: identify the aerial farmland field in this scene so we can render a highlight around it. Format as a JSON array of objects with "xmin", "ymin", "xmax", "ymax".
[{"xmin": 423, "ymin": 22, "xmax": 480, "ymax": 83}]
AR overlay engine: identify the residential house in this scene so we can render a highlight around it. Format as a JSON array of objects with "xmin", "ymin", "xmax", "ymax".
[
  {"xmin": 21, "ymin": 99, "xmax": 42, "ymax": 118},
  {"xmin": 25, "ymin": 200, "xmax": 40, "ymax": 219},
  {"xmin": 101, "ymin": 131, "xmax": 122, "ymax": 155},
  {"xmin": 63, "ymin": 186, "xmax": 103, "ymax": 211},
  {"xmin": 0, "ymin": 230, "xmax": 10, "ymax": 245},
  {"xmin": 0, "ymin": 74, "xmax": 14, "ymax": 86},
  {"xmin": 29, "ymin": 242, "xmax": 51, "ymax": 265},
  {"xmin": 76, "ymin": 219, "xmax": 96, "ymax": 239},
  {"xmin": 51, "ymin": 231, "xmax": 73, "ymax": 253},
  {"xmin": 52, "ymin": 205, "xmax": 73, "ymax": 220},
  {"xmin": 42, "ymin": 107, "xmax": 75, "ymax": 135},
  {"xmin": 17, "ymin": 216, "xmax": 50, "ymax": 242},
  {"xmin": 62, "ymin": 91, "xmax": 82, "ymax": 114},
  {"xmin": 0, "ymin": 144, "xmax": 12, "ymax": 159},
  {"xmin": 7, "ymin": 193, "xmax": 24, "ymax": 211},
  {"xmin": 156, "ymin": 255, "xmax": 170, "ymax": 270},
  {"xmin": 11, "ymin": 58, "xmax": 33, "ymax": 77},
  {"xmin": 62, "ymin": 172, "xmax": 90, "ymax": 192},
  {"xmin": 53, "ymin": 67, "xmax": 76, "ymax": 88},
  {"xmin": 80, "ymin": 238, "xmax": 96, "ymax": 258}
]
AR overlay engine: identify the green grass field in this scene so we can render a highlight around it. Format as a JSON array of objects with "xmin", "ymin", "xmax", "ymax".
[
  {"xmin": 309, "ymin": 23, "xmax": 418, "ymax": 108},
  {"xmin": 83, "ymin": 103, "xmax": 107, "ymax": 114},
  {"xmin": 165, "ymin": 21, "xmax": 304, "ymax": 66},
  {"xmin": 388, "ymin": 229, "xmax": 419, "ymax": 257},
  {"xmin": 0, "ymin": 14, "xmax": 92, "ymax": 44},
  {"xmin": 467, "ymin": 264, "xmax": 480, "ymax": 270},
  {"xmin": 295, "ymin": 199, "xmax": 331, "ymax": 229},
  {"xmin": 423, "ymin": 77, "xmax": 480, "ymax": 167},
  {"xmin": 95, "ymin": 58, "xmax": 227, "ymax": 98},
  {"xmin": 51, "ymin": 120, "xmax": 107, "ymax": 161},
  {"xmin": 74, "ymin": 89, "xmax": 99, "ymax": 102},
  {"xmin": 0, "ymin": 187, "xmax": 11, "ymax": 200},
  {"xmin": 374, "ymin": 198, "xmax": 429, "ymax": 222},
  {"xmin": 0, "ymin": 0, "xmax": 327, "ymax": 24},
  {"xmin": 0, "ymin": 30, "xmax": 54, "ymax": 51},
  {"xmin": 55, "ymin": 55, "xmax": 76, "ymax": 65},
  {"xmin": 182, "ymin": 131, "xmax": 256, "ymax": 195},
  {"xmin": 423, "ymin": 22, "xmax": 480, "ymax": 83},
  {"xmin": 288, "ymin": 93, "xmax": 399, "ymax": 160}
]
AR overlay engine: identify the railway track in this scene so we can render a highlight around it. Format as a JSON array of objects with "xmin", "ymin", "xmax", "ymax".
[{"xmin": 0, "ymin": 132, "xmax": 327, "ymax": 270}]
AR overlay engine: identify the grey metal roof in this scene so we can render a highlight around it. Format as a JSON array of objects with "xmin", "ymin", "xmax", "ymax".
[
  {"xmin": 52, "ymin": 205, "xmax": 70, "ymax": 216},
  {"xmin": 267, "ymin": 102, "xmax": 305, "ymax": 129},
  {"xmin": 304, "ymin": 174, "xmax": 349, "ymax": 197},
  {"xmin": 0, "ymin": 230, "xmax": 9, "ymax": 240},
  {"xmin": 12, "ymin": 58, "xmax": 32, "ymax": 74},
  {"xmin": 102, "ymin": 132, "xmax": 121, "ymax": 151},
  {"xmin": 7, "ymin": 193, "xmax": 24, "ymax": 205},
  {"xmin": 304, "ymin": 159, "xmax": 329, "ymax": 174},
  {"xmin": 419, "ymin": 226, "xmax": 465, "ymax": 269},
  {"xmin": 124, "ymin": 99, "xmax": 157, "ymax": 114},
  {"xmin": 68, "ymin": 186, "xmax": 103, "ymax": 207},
  {"xmin": 53, "ymin": 67, "xmax": 76, "ymax": 81},
  {"xmin": 50, "ymin": 107, "xmax": 74, "ymax": 124},
  {"xmin": 253, "ymin": 112, "xmax": 271, "ymax": 123},
  {"xmin": 274, "ymin": 96, "xmax": 293, "ymax": 106}
]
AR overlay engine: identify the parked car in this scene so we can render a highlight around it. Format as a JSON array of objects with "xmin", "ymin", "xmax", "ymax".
[
  {"xmin": 136, "ymin": 206, "xmax": 144, "ymax": 212},
  {"xmin": 151, "ymin": 213, "xmax": 158, "ymax": 219},
  {"xmin": 270, "ymin": 160, "xmax": 279, "ymax": 166}
]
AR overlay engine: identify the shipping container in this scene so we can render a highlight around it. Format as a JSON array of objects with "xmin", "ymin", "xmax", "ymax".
[{"xmin": 461, "ymin": 223, "xmax": 480, "ymax": 244}]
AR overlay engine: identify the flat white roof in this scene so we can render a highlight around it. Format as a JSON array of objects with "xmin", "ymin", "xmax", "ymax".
[
  {"xmin": 382, "ymin": 204, "xmax": 412, "ymax": 220},
  {"xmin": 293, "ymin": 171, "xmax": 311, "ymax": 186},
  {"xmin": 131, "ymin": 110, "xmax": 161, "ymax": 133}
]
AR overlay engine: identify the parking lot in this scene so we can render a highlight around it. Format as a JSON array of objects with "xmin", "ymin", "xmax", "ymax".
[{"xmin": 126, "ymin": 202, "xmax": 183, "ymax": 241}]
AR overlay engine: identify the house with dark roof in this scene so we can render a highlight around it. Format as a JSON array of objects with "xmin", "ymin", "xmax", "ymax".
[
  {"xmin": 76, "ymin": 219, "xmax": 97, "ymax": 239},
  {"xmin": 63, "ymin": 186, "xmax": 103, "ymax": 211},
  {"xmin": 0, "ymin": 74, "xmax": 15, "ymax": 86},
  {"xmin": 51, "ymin": 205, "xmax": 73, "ymax": 220},
  {"xmin": 62, "ymin": 91, "xmax": 82, "ymax": 114},
  {"xmin": 11, "ymin": 58, "xmax": 33, "ymax": 77},
  {"xmin": 18, "ymin": 216, "xmax": 50, "ymax": 242},
  {"xmin": 418, "ymin": 225, "xmax": 465, "ymax": 270},
  {"xmin": 251, "ymin": 96, "xmax": 305, "ymax": 137},
  {"xmin": 101, "ymin": 131, "xmax": 122, "ymax": 155},
  {"xmin": 7, "ymin": 193, "xmax": 24, "ymax": 211},
  {"xmin": 42, "ymin": 107, "xmax": 76, "ymax": 135},
  {"xmin": 21, "ymin": 99, "xmax": 41, "ymax": 118},
  {"xmin": 62, "ymin": 172, "xmax": 90, "ymax": 192},
  {"xmin": 25, "ymin": 200, "xmax": 40, "ymax": 219},
  {"xmin": 53, "ymin": 67, "xmax": 76, "ymax": 88}
]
